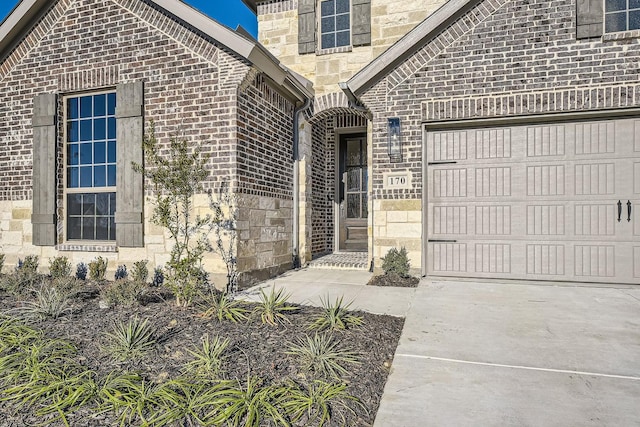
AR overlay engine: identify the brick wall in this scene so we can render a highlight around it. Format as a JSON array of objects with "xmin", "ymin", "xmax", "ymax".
[{"xmin": 310, "ymin": 117, "xmax": 331, "ymax": 255}]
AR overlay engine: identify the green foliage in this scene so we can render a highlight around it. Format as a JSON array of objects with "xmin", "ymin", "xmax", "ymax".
[
  {"xmin": 75, "ymin": 262, "xmax": 88, "ymax": 280},
  {"xmin": 48, "ymin": 256, "xmax": 72, "ymax": 279},
  {"xmin": 131, "ymin": 260, "xmax": 149, "ymax": 283},
  {"xmin": 199, "ymin": 290, "xmax": 248, "ymax": 323},
  {"xmin": 103, "ymin": 280, "xmax": 145, "ymax": 307},
  {"xmin": 5, "ymin": 255, "xmax": 41, "ymax": 295},
  {"xmin": 287, "ymin": 333, "xmax": 360, "ymax": 380},
  {"xmin": 183, "ymin": 335, "xmax": 229, "ymax": 379},
  {"xmin": 17, "ymin": 255, "xmax": 39, "ymax": 276},
  {"xmin": 96, "ymin": 372, "xmax": 160, "ymax": 427},
  {"xmin": 114, "ymin": 265, "xmax": 128, "ymax": 281},
  {"xmin": 254, "ymin": 287, "xmax": 298, "ymax": 326},
  {"xmin": 208, "ymin": 181, "xmax": 239, "ymax": 293},
  {"xmin": 381, "ymin": 246, "xmax": 411, "ymax": 277},
  {"xmin": 133, "ymin": 122, "xmax": 216, "ymax": 307},
  {"xmin": 88, "ymin": 256, "xmax": 108, "ymax": 281},
  {"xmin": 282, "ymin": 380, "xmax": 361, "ymax": 426},
  {"xmin": 11, "ymin": 285, "xmax": 72, "ymax": 320},
  {"xmin": 103, "ymin": 317, "xmax": 156, "ymax": 362},
  {"xmin": 309, "ymin": 296, "xmax": 363, "ymax": 332}
]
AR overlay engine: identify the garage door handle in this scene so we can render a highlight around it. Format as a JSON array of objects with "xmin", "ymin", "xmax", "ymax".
[
  {"xmin": 428, "ymin": 239, "xmax": 458, "ymax": 243},
  {"xmin": 428, "ymin": 161, "xmax": 458, "ymax": 165},
  {"xmin": 628, "ymin": 200, "xmax": 632, "ymax": 222},
  {"xmin": 617, "ymin": 200, "xmax": 622, "ymax": 222}
]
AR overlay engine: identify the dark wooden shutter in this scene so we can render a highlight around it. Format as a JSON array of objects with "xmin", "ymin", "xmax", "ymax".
[
  {"xmin": 115, "ymin": 81, "xmax": 144, "ymax": 247},
  {"xmin": 352, "ymin": 0, "xmax": 371, "ymax": 46},
  {"xmin": 298, "ymin": 0, "xmax": 316, "ymax": 54},
  {"xmin": 31, "ymin": 94, "xmax": 57, "ymax": 246},
  {"xmin": 576, "ymin": 0, "xmax": 603, "ymax": 39}
]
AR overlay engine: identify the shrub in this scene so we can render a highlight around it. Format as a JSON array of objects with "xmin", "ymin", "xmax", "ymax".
[
  {"xmin": 103, "ymin": 280, "xmax": 145, "ymax": 307},
  {"xmin": 103, "ymin": 317, "xmax": 156, "ymax": 361},
  {"xmin": 151, "ymin": 267, "xmax": 164, "ymax": 287},
  {"xmin": 17, "ymin": 255, "xmax": 39, "ymax": 276},
  {"xmin": 199, "ymin": 290, "xmax": 248, "ymax": 323},
  {"xmin": 183, "ymin": 335, "xmax": 229, "ymax": 379},
  {"xmin": 88, "ymin": 257, "xmax": 108, "ymax": 281},
  {"xmin": 286, "ymin": 333, "xmax": 360, "ymax": 379},
  {"xmin": 381, "ymin": 247, "xmax": 410, "ymax": 277},
  {"xmin": 282, "ymin": 380, "xmax": 361, "ymax": 426},
  {"xmin": 114, "ymin": 265, "xmax": 128, "ymax": 281},
  {"xmin": 75, "ymin": 262, "xmax": 88, "ymax": 280},
  {"xmin": 309, "ymin": 296, "xmax": 363, "ymax": 332},
  {"xmin": 6, "ymin": 255, "xmax": 41, "ymax": 295},
  {"xmin": 131, "ymin": 260, "xmax": 149, "ymax": 283},
  {"xmin": 253, "ymin": 287, "xmax": 297, "ymax": 326},
  {"xmin": 49, "ymin": 256, "xmax": 72, "ymax": 279},
  {"xmin": 11, "ymin": 285, "xmax": 72, "ymax": 320}
]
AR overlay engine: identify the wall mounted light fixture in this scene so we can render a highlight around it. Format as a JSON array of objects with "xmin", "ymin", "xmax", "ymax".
[{"xmin": 387, "ymin": 117, "xmax": 402, "ymax": 161}]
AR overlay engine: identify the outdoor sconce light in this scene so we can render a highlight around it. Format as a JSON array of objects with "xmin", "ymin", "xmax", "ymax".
[{"xmin": 387, "ymin": 117, "xmax": 402, "ymax": 161}]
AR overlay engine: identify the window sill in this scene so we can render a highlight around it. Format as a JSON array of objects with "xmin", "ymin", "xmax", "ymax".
[
  {"xmin": 317, "ymin": 45, "xmax": 353, "ymax": 56},
  {"xmin": 603, "ymin": 29, "xmax": 640, "ymax": 41},
  {"xmin": 56, "ymin": 243, "xmax": 118, "ymax": 252}
]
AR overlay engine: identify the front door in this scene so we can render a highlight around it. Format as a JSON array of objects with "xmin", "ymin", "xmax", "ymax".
[{"xmin": 338, "ymin": 134, "xmax": 367, "ymax": 251}]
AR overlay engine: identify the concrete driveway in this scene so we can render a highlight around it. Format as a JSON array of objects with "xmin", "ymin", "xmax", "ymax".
[{"xmin": 374, "ymin": 280, "xmax": 640, "ymax": 427}]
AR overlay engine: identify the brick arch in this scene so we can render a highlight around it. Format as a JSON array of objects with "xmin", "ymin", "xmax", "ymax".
[{"xmin": 308, "ymin": 92, "xmax": 370, "ymax": 124}]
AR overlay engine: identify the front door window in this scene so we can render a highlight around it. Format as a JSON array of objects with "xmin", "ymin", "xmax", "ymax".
[{"xmin": 345, "ymin": 138, "xmax": 367, "ymax": 219}]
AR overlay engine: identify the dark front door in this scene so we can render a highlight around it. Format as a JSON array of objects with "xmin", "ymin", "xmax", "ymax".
[{"xmin": 339, "ymin": 134, "xmax": 367, "ymax": 251}]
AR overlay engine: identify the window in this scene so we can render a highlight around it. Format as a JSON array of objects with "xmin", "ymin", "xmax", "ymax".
[
  {"xmin": 605, "ymin": 0, "xmax": 640, "ymax": 32},
  {"xmin": 65, "ymin": 92, "xmax": 117, "ymax": 241},
  {"xmin": 320, "ymin": 0, "xmax": 350, "ymax": 49}
]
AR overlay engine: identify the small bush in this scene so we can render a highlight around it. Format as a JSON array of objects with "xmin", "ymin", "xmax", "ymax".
[
  {"xmin": 12, "ymin": 285, "xmax": 72, "ymax": 320},
  {"xmin": 309, "ymin": 296, "xmax": 363, "ymax": 332},
  {"xmin": 103, "ymin": 280, "xmax": 145, "ymax": 307},
  {"xmin": 114, "ymin": 265, "xmax": 128, "ymax": 281},
  {"xmin": 253, "ymin": 287, "xmax": 298, "ymax": 326},
  {"xmin": 199, "ymin": 290, "xmax": 248, "ymax": 323},
  {"xmin": 75, "ymin": 262, "xmax": 88, "ymax": 280},
  {"xmin": 183, "ymin": 335, "xmax": 229, "ymax": 378},
  {"xmin": 151, "ymin": 267, "xmax": 164, "ymax": 287},
  {"xmin": 287, "ymin": 333, "xmax": 360, "ymax": 379},
  {"xmin": 7, "ymin": 255, "xmax": 41, "ymax": 295},
  {"xmin": 131, "ymin": 260, "xmax": 149, "ymax": 283},
  {"xmin": 381, "ymin": 247, "xmax": 410, "ymax": 277},
  {"xmin": 17, "ymin": 255, "xmax": 39, "ymax": 276},
  {"xmin": 103, "ymin": 317, "xmax": 156, "ymax": 361},
  {"xmin": 49, "ymin": 256, "xmax": 72, "ymax": 279},
  {"xmin": 282, "ymin": 380, "xmax": 361, "ymax": 426},
  {"xmin": 88, "ymin": 257, "xmax": 108, "ymax": 281}
]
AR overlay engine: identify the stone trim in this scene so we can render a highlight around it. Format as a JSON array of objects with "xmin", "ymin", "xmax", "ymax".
[
  {"xmin": 58, "ymin": 66, "xmax": 120, "ymax": 93},
  {"xmin": 257, "ymin": 0, "xmax": 297, "ymax": 14},
  {"xmin": 56, "ymin": 244, "xmax": 118, "ymax": 253},
  {"xmin": 602, "ymin": 29, "xmax": 640, "ymax": 41},
  {"xmin": 237, "ymin": 182, "xmax": 293, "ymax": 200},
  {"xmin": 0, "ymin": 189, "xmax": 33, "ymax": 201},
  {"xmin": 422, "ymin": 84, "xmax": 640, "ymax": 122},
  {"xmin": 309, "ymin": 92, "xmax": 370, "ymax": 124}
]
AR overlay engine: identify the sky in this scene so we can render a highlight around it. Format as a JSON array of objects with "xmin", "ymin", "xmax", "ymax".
[{"xmin": 0, "ymin": 0, "xmax": 258, "ymax": 37}]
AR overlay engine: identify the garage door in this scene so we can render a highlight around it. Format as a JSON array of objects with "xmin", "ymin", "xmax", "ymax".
[{"xmin": 424, "ymin": 118, "xmax": 640, "ymax": 284}]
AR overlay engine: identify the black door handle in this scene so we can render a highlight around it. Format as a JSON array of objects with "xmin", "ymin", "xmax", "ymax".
[
  {"xmin": 617, "ymin": 200, "xmax": 622, "ymax": 222},
  {"xmin": 628, "ymin": 200, "xmax": 632, "ymax": 222}
]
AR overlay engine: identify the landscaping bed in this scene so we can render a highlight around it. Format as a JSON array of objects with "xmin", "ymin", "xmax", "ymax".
[{"xmin": 0, "ymin": 274, "xmax": 403, "ymax": 426}]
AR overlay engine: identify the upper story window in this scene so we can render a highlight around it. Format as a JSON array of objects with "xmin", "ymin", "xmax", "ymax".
[
  {"xmin": 65, "ymin": 92, "xmax": 117, "ymax": 241},
  {"xmin": 320, "ymin": 0, "xmax": 350, "ymax": 49},
  {"xmin": 605, "ymin": 0, "xmax": 640, "ymax": 32}
]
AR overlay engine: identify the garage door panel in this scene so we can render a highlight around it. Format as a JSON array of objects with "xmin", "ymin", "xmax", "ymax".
[{"xmin": 425, "ymin": 118, "xmax": 640, "ymax": 284}]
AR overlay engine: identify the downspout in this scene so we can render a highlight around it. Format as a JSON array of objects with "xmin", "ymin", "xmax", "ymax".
[{"xmin": 292, "ymin": 97, "xmax": 312, "ymax": 269}]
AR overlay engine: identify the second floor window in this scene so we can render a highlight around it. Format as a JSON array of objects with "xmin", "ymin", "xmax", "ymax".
[
  {"xmin": 605, "ymin": 0, "xmax": 640, "ymax": 32},
  {"xmin": 320, "ymin": 0, "xmax": 350, "ymax": 49}
]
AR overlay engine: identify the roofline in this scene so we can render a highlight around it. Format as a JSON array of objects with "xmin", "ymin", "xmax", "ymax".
[
  {"xmin": 345, "ymin": 0, "xmax": 477, "ymax": 96},
  {"xmin": 0, "ymin": 0, "xmax": 312, "ymax": 101},
  {"xmin": 241, "ymin": 0, "xmax": 257, "ymax": 14}
]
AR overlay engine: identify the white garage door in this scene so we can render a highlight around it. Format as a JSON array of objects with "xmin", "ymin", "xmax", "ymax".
[{"xmin": 425, "ymin": 117, "xmax": 640, "ymax": 284}]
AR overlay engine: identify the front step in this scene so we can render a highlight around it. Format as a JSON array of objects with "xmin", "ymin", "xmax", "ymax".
[{"xmin": 307, "ymin": 252, "xmax": 369, "ymax": 271}]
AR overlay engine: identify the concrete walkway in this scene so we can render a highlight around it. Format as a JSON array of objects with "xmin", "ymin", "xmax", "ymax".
[{"xmin": 242, "ymin": 270, "xmax": 640, "ymax": 426}]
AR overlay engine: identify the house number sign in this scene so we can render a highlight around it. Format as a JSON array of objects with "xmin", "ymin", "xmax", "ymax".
[{"xmin": 383, "ymin": 172, "xmax": 411, "ymax": 189}]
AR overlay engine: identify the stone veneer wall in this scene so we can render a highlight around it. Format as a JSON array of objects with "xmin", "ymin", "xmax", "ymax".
[
  {"xmin": 255, "ymin": 0, "xmax": 447, "ymax": 96},
  {"xmin": 0, "ymin": 0, "xmax": 297, "ymax": 285},
  {"xmin": 360, "ymin": 0, "xmax": 640, "ymax": 272}
]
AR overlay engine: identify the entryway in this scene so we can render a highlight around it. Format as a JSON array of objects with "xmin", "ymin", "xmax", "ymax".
[{"xmin": 338, "ymin": 133, "xmax": 368, "ymax": 251}]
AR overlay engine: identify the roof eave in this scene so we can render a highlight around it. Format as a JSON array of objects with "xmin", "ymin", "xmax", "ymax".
[
  {"xmin": 346, "ymin": 0, "xmax": 477, "ymax": 96},
  {"xmin": 241, "ymin": 0, "xmax": 257, "ymax": 14}
]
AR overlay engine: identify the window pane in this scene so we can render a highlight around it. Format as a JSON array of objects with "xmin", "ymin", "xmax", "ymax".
[
  {"xmin": 94, "ymin": 165, "xmax": 106, "ymax": 187},
  {"xmin": 109, "ymin": 193, "xmax": 116, "ymax": 215},
  {"xmin": 80, "ymin": 143, "xmax": 93, "ymax": 165},
  {"xmin": 336, "ymin": 0, "xmax": 349, "ymax": 14},
  {"xmin": 321, "ymin": 0, "xmax": 334, "ymax": 16},
  {"xmin": 80, "ymin": 166, "xmax": 93, "ymax": 187},
  {"xmin": 347, "ymin": 194, "xmax": 360, "ymax": 218},
  {"xmin": 107, "ymin": 118, "xmax": 116, "ymax": 139},
  {"xmin": 107, "ymin": 141, "xmax": 116, "ymax": 163},
  {"xmin": 336, "ymin": 13, "xmax": 350, "ymax": 31},
  {"xmin": 68, "ymin": 217, "xmax": 82, "ymax": 240},
  {"xmin": 80, "ymin": 96, "xmax": 92, "ymax": 118},
  {"xmin": 80, "ymin": 119, "xmax": 92, "ymax": 141},
  {"xmin": 96, "ymin": 193, "xmax": 110, "ymax": 216},
  {"xmin": 347, "ymin": 168, "xmax": 360, "ymax": 191},
  {"xmin": 321, "ymin": 33, "xmax": 335, "ymax": 49},
  {"xmin": 95, "ymin": 141, "xmax": 106, "ymax": 164},
  {"xmin": 68, "ymin": 144, "xmax": 79, "ymax": 166},
  {"xmin": 631, "ymin": 0, "xmax": 640, "ymax": 8},
  {"xmin": 362, "ymin": 192, "xmax": 368, "ymax": 217},
  {"xmin": 96, "ymin": 217, "xmax": 109, "ymax": 240},
  {"xmin": 606, "ymin": 12, "xmax": 627, "ymax": 31},
  {"xmin": 67, "ymin": 167, "xmax": 79, "ymax": 188},
  {"xmin": 94, "ymin": 118, "xmax": 106, "ymax": 140},
  {"xmin": 93, "ymin": 94, "xmax": 106, "ymax": 117},
  {"xmin": 107, "ymin": 93, "xmax": 116, "ymax": 115},
  {"xmin": 68, "ymin": 98, "xmax": 79, "ymax": 120},
  {"xmin": 67, "ymin": 121, "xmax": 79, "ymax": 142},
  {"xmin": 82, "ymin": 193, "xmax": 95, "ymax": 215},
  {"xmin": 336, "ymin": 30, "xmax": 350, "ymax": 47},
  {"xmin": 605, "ymin": 0, "xmax": 626, "ymax": 11},
  {"xmin": 321, "ymin": 16, "xmax": 335, "ymax": 32},
  {"xmin": 107, "ymin": 165, "xmax": 116, "ymax": 187},
  {"xmin": 82, "ymin": 217, "xmax": 95, "ymax": 240},
  {"xmin": 109, "ymin": 217, "xmax": 116, "ymax": 241},
  {"xmin": 68, "ymin": 193, "xmax": 82, "ymax": 215},
  {"xmin": 630, "ymin": 10, "xmax": 640, "ymax": 29}
]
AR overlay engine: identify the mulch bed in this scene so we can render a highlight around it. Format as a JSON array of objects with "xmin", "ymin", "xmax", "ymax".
[
  {"xmin": 367, "ymin": 273, "xmax": 420, "ymax": 288},
  {"xmin": 0, "ymin": 280, "xmax": 404, "ymax": 426}
]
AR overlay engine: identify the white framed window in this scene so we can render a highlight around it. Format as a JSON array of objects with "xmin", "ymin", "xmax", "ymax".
[
  {"xmin": 64, "ymin": 91, "xmax": 117, "ymax": 241},
  {"xmin": 605, "ymin": 0, "xmax": 640, "ymax": 32},
  {"xmin": 320, "ymin": 0, "xmax": 351, "ymax": 49}
]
